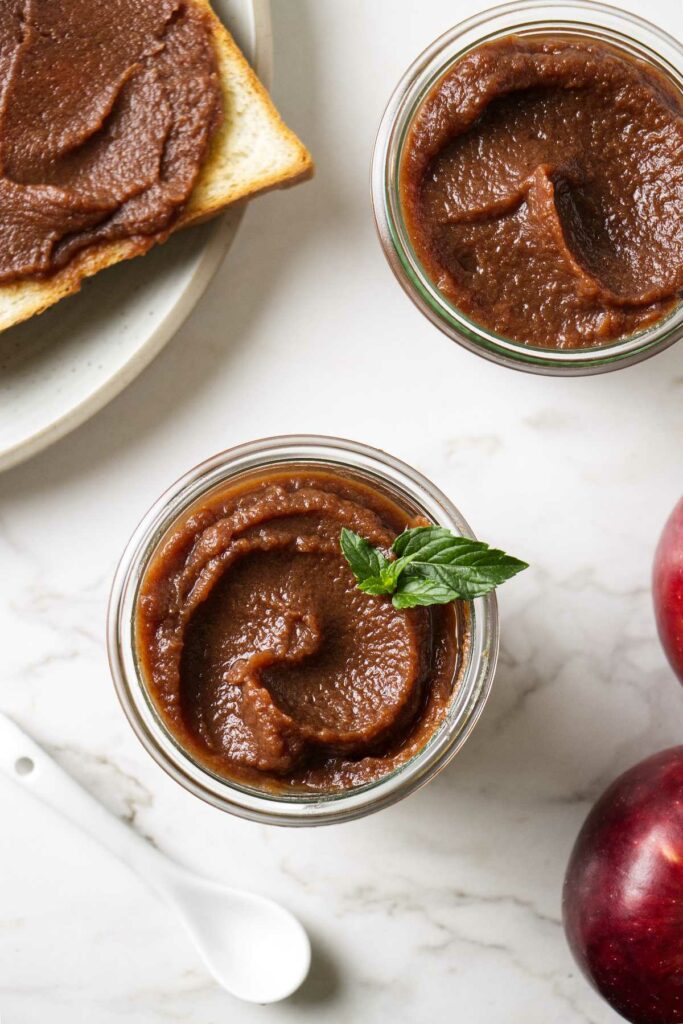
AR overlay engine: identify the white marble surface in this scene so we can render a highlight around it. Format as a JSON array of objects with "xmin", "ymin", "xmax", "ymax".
[{"xmin": 1, "ymin": 1, "xmax": 683, "ymax": 1021}]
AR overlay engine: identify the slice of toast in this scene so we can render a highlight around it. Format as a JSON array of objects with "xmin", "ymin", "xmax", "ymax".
[{"xmin": 0, "ymin": 1, "xmax": 313, "ymax": 334}]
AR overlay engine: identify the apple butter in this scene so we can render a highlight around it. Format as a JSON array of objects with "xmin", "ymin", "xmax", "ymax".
[
  {"xmin": 136, "ymin": 468, "xmax": 463, "ymax": 793},
  {"xmin": 400, "ymin": 35, "xmax": 683, "ymax": 348},
  {"xmin": 0, "ymin": 0, "xmax": 221, "ymax": 282}
]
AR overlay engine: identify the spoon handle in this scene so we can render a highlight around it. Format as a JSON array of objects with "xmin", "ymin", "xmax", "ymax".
[{"xmin": 0, "ymin": 713, "xmax": 171, "ymax": 893}]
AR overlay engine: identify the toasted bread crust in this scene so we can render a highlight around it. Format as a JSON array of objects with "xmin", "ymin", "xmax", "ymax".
[{"xmin": 0, "ymin": 1, "xmax": 313, "ymax": 335}]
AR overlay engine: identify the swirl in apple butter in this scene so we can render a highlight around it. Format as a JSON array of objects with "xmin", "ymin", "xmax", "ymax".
[
  {"xmin": 136, "ymin": 469, "xmax": 463, "ymax": 793},
  {"xmin": 400, "ymin": 35, "xmax": 683, "ymax": 348}
]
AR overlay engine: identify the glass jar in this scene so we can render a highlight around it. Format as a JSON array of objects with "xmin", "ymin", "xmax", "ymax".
[
  {"xmin": 108, "ymin": 436, "xmax": 498, "ymax": 826},
  {"xmin": 372, "ymin": 0, "xmax": 683, "ymax": 376}
]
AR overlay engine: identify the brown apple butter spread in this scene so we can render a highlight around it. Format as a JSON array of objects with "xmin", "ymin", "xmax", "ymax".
[
  {"xmin": 401, "ymin": 35, "xmax": 683, "ymax": 348},
  {"xmin": 136, "ymin": 469, "xmax": 463, "ymax": 793},
  {"xmin": 0, "ymin": 0, "xmax": 221, "ymax": 282}
]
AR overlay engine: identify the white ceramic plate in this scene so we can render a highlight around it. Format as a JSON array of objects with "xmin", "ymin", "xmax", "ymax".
[{"xmin": 0, "ymin": 0, "xmax": 272, "ymax": 473}]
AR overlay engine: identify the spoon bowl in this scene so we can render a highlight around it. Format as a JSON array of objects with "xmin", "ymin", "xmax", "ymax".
[{"xmin": 171, "ymin": 873, "xmax": 311, "ymax": 1002}]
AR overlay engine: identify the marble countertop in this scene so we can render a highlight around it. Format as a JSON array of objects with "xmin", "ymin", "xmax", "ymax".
[{"xmin": 1, "ymin": 1, "xmax": 682, "ymax": 1021}]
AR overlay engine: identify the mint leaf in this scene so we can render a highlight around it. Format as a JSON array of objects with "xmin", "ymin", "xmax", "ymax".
[
  {"xmin": 392, "ymin": 576, "xmax": 459, "ymax": 609},
  {"xmin": 392, "ymin": 525, "xmax": 463, "ymax": 559},
  {"xmin": 340, "ymin": 528, "xmax": 392, "ymax": 595},
  {"xmin": 392, "ymin": 526, "xmax": 528, "ymax": 600},
  {"xmin": 340, "ymin": 524, "xmax": 527, "ymax": 608}
]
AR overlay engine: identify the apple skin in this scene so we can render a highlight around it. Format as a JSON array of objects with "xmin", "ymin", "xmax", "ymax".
[
  {"xmin": 563, "ymin": 747, "xmax": 683, "ymax": 1024},
  {"xmin": 653, "ymin": 497, "xmax": 683, "ymax": 684}
]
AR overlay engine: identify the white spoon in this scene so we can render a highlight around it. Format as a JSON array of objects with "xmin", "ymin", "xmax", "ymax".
[{"xmin": 0, "ymin": 713, "xmax": 311, "ymax": 1004}]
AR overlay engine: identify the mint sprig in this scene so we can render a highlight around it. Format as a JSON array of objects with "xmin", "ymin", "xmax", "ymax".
[{"xmin": 340, "ymin": 525, "xmax": 527, "ymax": 609}]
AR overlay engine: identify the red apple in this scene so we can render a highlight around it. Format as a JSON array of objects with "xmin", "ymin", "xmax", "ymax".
[
  {"xmin": 563, "ymin": 747, "xmax": 683, "ymax": 1024},
  {"xmin": 653, "ymin": 497, "xmax": 683, "ymax": 684}
]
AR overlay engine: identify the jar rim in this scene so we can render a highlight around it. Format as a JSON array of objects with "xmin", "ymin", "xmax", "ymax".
[
  {"xmin": 371, "ymin": 0, "xmax": 683, "ymax": 376},
  {"xmin": 107, "ymin": 435, "xmax": 499, "ymax": 826}
]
